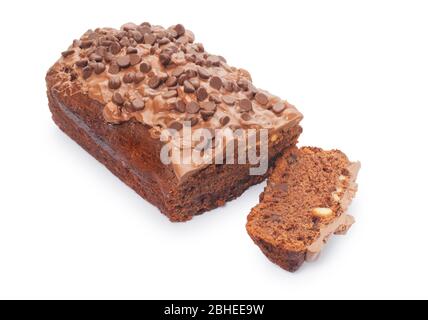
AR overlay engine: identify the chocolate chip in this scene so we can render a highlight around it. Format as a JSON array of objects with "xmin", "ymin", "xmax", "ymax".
[
  {"xmin": 222, "ymin": 96, "xmax": 235, "ymax": 106},
  {"xmin": 207, "ymin": 55, "xmax": 221, "ymax": 66},
  {"xmin": 209, "ymin": 94, "xmax": 222, "ymax": 104},
  {"xmin": 131, "ymin": 98, "xmax": 145, "ymax": 110},
  {"xmin": 272, "ymin": 102, "xmax": 287, "ymax": 114},
  {"xmin": 239, "ymin": 99, "xmax": 253, "ymax": 112},
  {"xmin": 75, "ymin": 59, "xmax": 88, "ymax": 68},
  {"xmin": 112, "ymin": 92, "xmax": 124, "ymax": 105},
  {"xmin": 61, "ymin": 50, "xmax": 75, "ymax": 58},
  {"xmin": 189, "ymin": 78, "xmax": 200, "ymax": 89},
  {"xmin": 127, "ymin": 47, "xmax": 138, "ymax": 54},
  {"xmin": 129, "ymin": 54, "xmax": 141, "ymax": 66},
  {"xmin": 144, "ymin": 33, "xmax": 156, "ymax": 45},
  {"xmin": 198, "ymin": 68, "xmax": 210, "ymax": 80},
  {"xmin": 186, "ymin": 69, "xmax": 198, "ymax": 79},
  {"xmin": 131, "ymin": 31, "xmax": 144, "ymax": 43},
  {"xmin": 104, "ymin": 52, "xmax": 114, "ymax": 63},
  {"xmin": 134, "ymin": 72, "xmax": 145, "ymax": 84},
  {"xmin": 201, "ymin": 110, "xmax": 215, "ymax": 121},
  {"xmin": 159, "ymin": 53, "xmax": 171, "ymax": 66},
  {"xmin": 123, "ymin": 72, "xmax": 136, "ymax": 83},
  {"xmin": 162, "ymin": 90, "xmax": 178, "ymax": 99},
  {"xmin": 108, "ymin": 63, "xmax": 120, "ymax": 75},
  {"xmin": 223, "ymin": 80, "xmax": 235, "ymax": 92},
  {"xmin": 178, "ymin": 74, "xmax": 187, "ymax": 85},
  {"xmin": 220, "ymin": 116, "xmax": 230, "ymax": 126},
  {"xmin": 255, "ymin": 92, "xmax": 269, "ymax": 106},
  {"xmin": 82, "ymin": 66, "xmax": 93, "ymax": 79},
  {"xmin": 186, "ymin": 101, "xmax": 200, "ymax": 114},
  {"xmin": 175, "ymin": 100, "xmax": 186, "ymax": 113},
  {"xmin": 237, "ymin": 79, "xmax": 249, "ymax": 90},
  {"xmin": 245, "ymin": 90, "xmax": 256, "ymax": 100},
  {"xmin": 172, "ymin": 67, "xmax": 185, "ymax": 78},
  {"xmin": 165, "ymin": 76, "xmax": 178, "ymax": 87},
  {"xmin": 169, "ymin": 121, "xmax": 183, "ymax": 131},
  {"xmin": 89, "ymin": 53, "xmax": 103, "ymax": 62},
  {"xmin": 88, "ymin": 61, "xmax": 97, "ymax": 70},
  {"xmin": 174, "ymin": 24, "xmax": 186, "ymax": 37},
  {"xmin": 241, "ymin": 113, "xmax": 252, "ymax": 121},
  {"xmin": 100, "ymin": 39, "xmax": 113, "ymax": 47},
  {"xmin": 139, "ymin": 24, "xmax": 152, "ymax": 32},
  {"xmin": 116, "ymin": 31, "xmax": 126, "ymax": 40},
  {"xmin": 201, "ymin": 101, "xmax": 217, "ymax": 112},
  {"xmin": 86, "ymin": 33, "xmax": 96, "ymax": 42},
  {"xmin": 158, "ymin": 38, "xmax": 170, "ymax": 45},
  {"xmin": 196, "ymin": 87, "xmax": 208, "ymax": 101},
  {"xmin": 95, "ymin": 46, "xmax": 107, "ymax": 57},
  {"xmin": 120, "ymin": 37, "xmax": 130, "ymax": 47},
  {"xmin": 183, "ymin": 80, "xmax": 196, "ymax": 93},
  {"xmin": 122, "ymin": 23, "xmax": 138, "ymax": 31},
  {"xmin": 248, "ymin": 83, "xmax": 258, "ymax": 91},
  {"xmin": 108, "ymin": 77, "xmax": 122, "ymax": 89},
  {"xmin": 79, "ymin": 40, "xmax": 93, "ymax": 49},
  {"xmin": 110, "ymin": 42, "xmax": 122, "ymax": 55},
  {"xmin": 148, "ymin": 76, "xmax": 161, "ymax": 89},
  {"xmin": 117, "ymin": 55, "xmax": 131, "ymax": 68},
  {"xmin": 94, "ymin": 62, "xmax": 106, "ymax": 74},
  {"xmin": 209, "ymin": 76, "xmax": 223, "ymax": 90},
  {"xmin": 131, "ymin": 39, "xmax": 138, "ymax": 47},
  {"xmin": 140, "ymin": 62, "xmax": 152, "ymax": 73}
]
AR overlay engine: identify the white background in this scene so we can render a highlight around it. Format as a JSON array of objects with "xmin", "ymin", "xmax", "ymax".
[{"xmin": 0, "ymin": 0, "xmax": 427, "ymax": 300}]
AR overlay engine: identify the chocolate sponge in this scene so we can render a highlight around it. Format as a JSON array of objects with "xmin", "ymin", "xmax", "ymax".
[{"xmin": 247, "ymin": 147, "xmax": 360, "ymax": 272}]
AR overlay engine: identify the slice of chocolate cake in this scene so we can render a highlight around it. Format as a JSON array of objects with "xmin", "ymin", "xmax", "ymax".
[{"xmin": 246, "ymin": 147, "xmax": 360, "ymax": 272}]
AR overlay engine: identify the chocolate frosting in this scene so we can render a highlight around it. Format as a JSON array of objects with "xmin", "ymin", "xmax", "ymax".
[{"xmin": 51, "ymin": 22, "xmax": 303, "ymax": 180}]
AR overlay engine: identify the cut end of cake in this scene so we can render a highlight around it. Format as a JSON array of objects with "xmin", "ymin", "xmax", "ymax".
[{"xmin": 246, "ymin": 147, "xmax": 360, "ymax": 272}]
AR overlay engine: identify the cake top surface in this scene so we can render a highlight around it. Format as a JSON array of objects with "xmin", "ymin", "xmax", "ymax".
[
  {"xmin": 51, "ymin": 22, "xmax": 303, "ymax": 135},
  {"xmin": 247, "ymin": 147, "xmax": 360, "ymax": 253}
]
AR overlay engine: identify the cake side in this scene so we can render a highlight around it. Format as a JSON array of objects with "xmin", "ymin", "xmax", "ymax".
[
  {"xmin": 246, "ymin": 147, "xmax": 360, "ymax": 272},
  {"xmin": 47, "ymin": 22, "xmax": 304, "ymax": 222}
]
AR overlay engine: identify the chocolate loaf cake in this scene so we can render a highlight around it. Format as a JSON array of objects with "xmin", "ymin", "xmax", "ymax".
[
  {"xmin": 246, "ymin": 147, "xmax": 360, "ymax": 272},
  {"xmin": 46, "ymin": 22, "xmax": 303, "ymax": 222}
]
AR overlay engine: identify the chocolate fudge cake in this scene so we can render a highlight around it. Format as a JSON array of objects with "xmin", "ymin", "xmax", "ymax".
[
  {"xmin": 246, "ymin": 147, "xmax": 360, "ymax": 272},
  {"xmin": 46, "ymin": 22, "xmax": 303, "ymax": 222}
]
